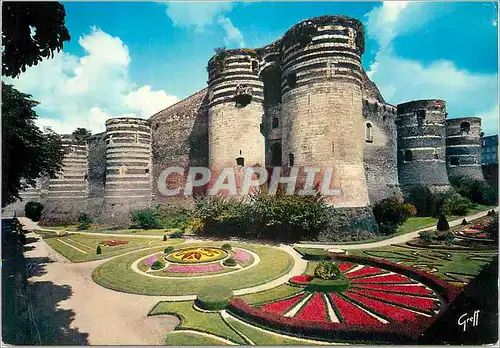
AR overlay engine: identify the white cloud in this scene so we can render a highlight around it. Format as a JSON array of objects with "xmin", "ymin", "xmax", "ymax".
[
  {"xmin": 165, "ymin": 2, "xmax": 233, "ymax": 31},
  {"xmin": 365, "ymin": 2, "xmax": 499, "ymax": 135},
  {"xmin": 217, "ymin": 16, "xmax": 245, "ymax": 48},
  {"xmin": 6, "ymin": 27, "xmax": 179, "ymax": 134},
  {"xmin": 165, "ymin": 2, "xmax": 245, "ymax": 48}
]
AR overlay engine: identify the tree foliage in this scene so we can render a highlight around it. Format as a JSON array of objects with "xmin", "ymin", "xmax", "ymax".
[
  {"xmin": 2, "ymin": 2, "xmax": 71, "ymax": 78},
  {"xmin": 72, "ymin": 128, "xmax": 93, "ymax": 144},
  {"xmin": 2, "ymin": 83, "xmax": 64, "ymax": 207}
]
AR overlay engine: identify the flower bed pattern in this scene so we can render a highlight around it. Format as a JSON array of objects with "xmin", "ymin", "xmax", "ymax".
[
  {"xmin": 100, "ymin": 240, "xmax": 129, "ymax": 247},
  {"xmin": 228, "ymin": 256, "xmax": 462, "ymax": 342},
  {"xmin": 164, "ymin": 263, "xmax": 225, "ymax": 273}
]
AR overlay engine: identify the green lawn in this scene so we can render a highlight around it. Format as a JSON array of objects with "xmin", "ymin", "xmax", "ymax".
[
  {"xmin": 164, "ymin": 331, "xmax": 230, "ymax": 346},
  {"xmin": 348, "ymin": 244, "xmax": 497, "ymax": 286},
  {"xmin": 38, "ymin": 232, "xmax": 184, "ymax": 262},
  {"xmin": 149, "ymin": 301, "xmax": 245, "ymax": 344},
  {"xmin": 239, "ymin": 284, "xmax": 303, "ymax": 305},
  {"xmin": 92, "ymin": 241, "xmax": 294, "ymax": 296}
]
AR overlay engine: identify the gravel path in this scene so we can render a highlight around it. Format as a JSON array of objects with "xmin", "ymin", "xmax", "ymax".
[{"xmin": 21, "ymin": 229, "xmax": 179, "ymax": 345}]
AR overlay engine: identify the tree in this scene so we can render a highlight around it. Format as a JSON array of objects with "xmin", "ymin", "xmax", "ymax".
[
  {"xmin": 2, "ymin": 83, "xmax": 64, "ymax": 207},
  {"xmin": 2, "ymin": 2, "xmax": 71, "ymax": 78},
  {"xmin": 72, "ymin": 128, "xmax": 93, "ymax": 145}
]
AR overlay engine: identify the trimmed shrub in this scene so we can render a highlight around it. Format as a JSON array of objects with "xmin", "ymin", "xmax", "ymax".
[
  {"xmin": 296, "ymin": 248, "xmax": 330, "ymax": 261},
  {"xmin": 314, "ymin": 262, "xmax": 341, "ymax": 280},
  {"xmin": 163, "ymin": 235, "xmax": 167, "ymax": 241},
  {"xmin": 223, "ymin": 258, "xmax": 237, "ymax": 267},
  {"xmin": 196, "ymin": 285, "xmax": 233, "ymax": 310},
  {"xmin": 164, "ymin": 246, "xmax": 175, "ymax": 254},
  {"xmin": 306, "ymin": 275, "xmax": 350, "ymax": 292},
  {"xmin": 96, "ymin": 245, "xmax": 102, "ymax": 255},
  {"xmin": 450, "ymin": 175, "xmax": 498, "ymax": 205},
  {"xmin": 221, "ymin": 243, "xmax": 232, "ymax": 251},
  {"xmin": 373, "ymin": 196, "xmax": 416, "ymax": 235},
  {"xmin": 151, "ymin": 260, "xmax": 164, "ymax": 270},
  {"xmin": 24, "ymin": 201, "xmax": 43, "ymax": 221},
  {"xmin": 131, "ymin": 209, "xmax": 161, "ymax": 229},
  {"xmin": 169, "ymin": 231, "xmax": 184, "ymax": 239},
  {"xmin": 436, "ymin": 214, "xmax": 450, "ymax": 232},
  {"xmin": 461, "ymin": 218, "xmax": 468, "ymax": 225}
]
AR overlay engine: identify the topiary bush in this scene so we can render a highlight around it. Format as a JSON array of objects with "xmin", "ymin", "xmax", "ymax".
[
  {"xmin": 96, "ymin": 245, "xmax": 102, "ymax": 255},
  {"xmin": 151, "ymin": 260, "xmax": 164, "ymax": 270},
  {"xmin": 162, "ymin": 235, "xmax": 167, "ymax": 241},
  {"xmin": 131, "ymin": 208, "xmax": 162, "ymax": 229},
  {"xmin": 25, "ymin": 201, "xmax": 43, "ymax": 221},
  {"xmin": 223, "ymin": 258, "xmax": 237, "ymax": 267},
  {"xmin": 196, "ymin": 285, "xmax": 233, "ymax": 310},
  {"xmin": 164, "ymin": 246, "xmax": 175, "ymax": 254},
  {"xmin": 461, "ymin": 218, "xmax": 468, "ymax": 225},
  {"xmin": 221, "ymin": 243, "xmax": 232, "ymax": 251},
  {"xmin": 314, "ymin": 262, "xmax": 341, "ymax": 280},
  {"xmin": 436, "ymin": 214, "xmax": 450, "ymax": 232},
  {"xmin": 372, "ymin": 196, "xmax": 416, "ymax": 235},
  {"xmin": 296, "ymin": 248, "xmax": 330, "ymax": 261}
]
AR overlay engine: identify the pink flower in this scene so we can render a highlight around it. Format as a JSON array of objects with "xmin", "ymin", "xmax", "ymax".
[
  {"xmin": 144, "ymin": 255, "xmax": 160, "ymax": 267},
  {"xmin": 234, "ymin": 249, "xmax": 251, "ymax": 263},
  {"xmin": 164, "ymin": 263, "xmax": 224, "ymax": 273}
]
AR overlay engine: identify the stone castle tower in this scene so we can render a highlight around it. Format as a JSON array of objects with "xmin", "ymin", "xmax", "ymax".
[
  {"xmin": 396, "ymin": 99, "xmax": 451, "ymax": 195},
  {"xmin": 5, "ymin": 14, "xmax": 488, "ymax": 229}
]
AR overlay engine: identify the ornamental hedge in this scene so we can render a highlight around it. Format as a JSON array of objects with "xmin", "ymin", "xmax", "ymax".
[{"xmin": 195, "ymin": 285, "xmax": 234, "ymax": 310}]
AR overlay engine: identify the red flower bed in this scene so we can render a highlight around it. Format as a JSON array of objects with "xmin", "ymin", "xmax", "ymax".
[
  {"xmin": 343, "ymin": 292, "xmax": 421, "ymax": 322},
  {"xmin": 260, "ymin": 293, "xmax": 304, "ymax": 314},
  {"xmin": 351, "ymin": 284, "xmax": 434, "ymax": 296},
  {"xmin": 348, "ymin": 288, "xmax": 439, "ymax": 314},
  {"xmin": 351, "ymin": 274, "xmax": 413, "ymax": 284},
  {"xmin": 337, "ymin": 262, "xmax": 355, "ymax": 273},
  {"xmin": 328, "ymin": 293, "xmax": 380, "ymax": 325},
  {"xmin": 101, "ymin": 240, "xmax": 129, "ymax": 246},
  {"xmin": 295, "ymin": 293, "xmax": 327, "ymax": 321},
  {"xmin": 289, "ymin": 275, "xmax": 313, "ymax": 285},
  {"xmin": 346, "ymin": 266, "xmax": 387, "ymax": 279}
]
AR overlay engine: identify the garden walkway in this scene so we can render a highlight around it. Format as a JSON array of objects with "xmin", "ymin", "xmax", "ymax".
[{"xmin": 297, "ymin": 208, "xmax": 497, "ymax": 250}]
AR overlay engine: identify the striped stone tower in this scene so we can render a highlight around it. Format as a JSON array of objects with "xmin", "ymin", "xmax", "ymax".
[
  {"xmin": 280, "ymin": 15, "xmax": 370, "ymax": 207},
  {"xmin": 396, "ymin": 99, "xmax": 451, "ymax": 193},
  {"xmin": 104, "ymin": 117, "xmax": 152, "ymax": 220},
  {"xmin": 207, "ymin": 49, "xmax": 266, "ymax": 194},
  {"xmin": 445, "ymin": 117, "xmax": 485, "ymax": 180}
]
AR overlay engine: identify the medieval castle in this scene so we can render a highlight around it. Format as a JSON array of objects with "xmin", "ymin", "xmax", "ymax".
[{"xmin": 8, "ymin": 15, "xmax": 486, "ymax": 225}]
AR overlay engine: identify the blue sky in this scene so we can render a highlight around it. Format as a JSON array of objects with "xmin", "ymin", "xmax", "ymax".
[{"xmin": 6, "ymin": 1, "xmax": 499, "ymax": 135}]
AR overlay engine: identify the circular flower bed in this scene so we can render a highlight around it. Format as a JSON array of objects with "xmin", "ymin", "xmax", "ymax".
[
  {"xmin": 165, "ymin": 247, "xmax": 228, "ymax": 264},
  {"xmin": 228, "ymin": 256, "xmax": 461, "ymax": 342},
  {"xmin": 136, "ymin": 246, "xmax": 258, "ymax": 278}
]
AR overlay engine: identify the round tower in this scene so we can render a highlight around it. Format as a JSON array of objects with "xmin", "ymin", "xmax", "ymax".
[
  {"xmin": 445, "ymin": 117, "xmax": 485, "ymax": 180},
  {"xmin": 104, "ymin": 117, "xmax": 152, "ymax": 217},
  {"xmin": 207, "ymin": 49, "xmax": 265, "ymax": 194},
  {"xmin": 396, "ymin": 100, "xmax": 451, "ymax": 193},
  {"xmin": 280, "ymin": 15, "xmax": 369, "ymax": 207}
]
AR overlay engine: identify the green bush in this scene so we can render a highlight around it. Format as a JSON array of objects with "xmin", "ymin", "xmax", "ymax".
[
  {"xmin": 408, "ymin": 185, "xmax": 439, "ymax": 217},
  {"xmin": 372, "ymin": 196, "xmax": 416, "ymax": 235},
  {"xmin": 164, "ymin": 246, "xmax": 175, "ymax": 254},
  {"xmin": 163, "ymin": 235, "xmax": 167, "ymax": 241},
  {"xmin": 183, "ymin": 217, "xmax": 204, "ymax": 234},
  {"xmin": 440, "ymin": 193, "xmax": 472, "ymax": 216},
  {"xmin": 450, "ymin": 175, "xmax": 498, "ymax": 205},
  {"xmin": 96, "ymin": 245, "xmax": 102, "ymax": 254},
  {"xmin": 223, "ymin": 258, "xmax": 237, "ymax": 267},
  {"xmin": 25, "ymin": 201, "xmax": 43, "ymax": 221},
  {"xmin": 151, "ymin": 260, "xmax": 164, "ymax": 270},
  {"xmin": 131, "ymin": 209, "xmax": 162, "ymax": 229},
  {"xmin": 169, "ymin": 231, "xmax": 184, "ymax": 238},
  {"xmin": 461, "ymin": 218, "xmax": 468, "ymax": 225},
  {"xmin": 306, "ymin": 275, "xmax": 350, "ymax": 293},
  {"xmin": 196, "ymin": 286, "xmax": 233, "ymax": 310},
  {"xmin": 437, "ymin": 214, "xmax": 450, "ymax": 232},
  {"xmin": 418, "ymin": 230, "xmax": 433, "ymax": 242},
  {"xmin": 221, "ymin": 243, "xmax": 232, "ymax": 251},
  {"xmin": 486, "ymin": 213, "xmax": 498, "ymax": 242},
  {"xmin": 156, "ymin": 205, "xmax": 192, "ymax": 229},
  {"xmin": 314, "ymin": 262, "xmax": 341, "ymax": 280}
]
